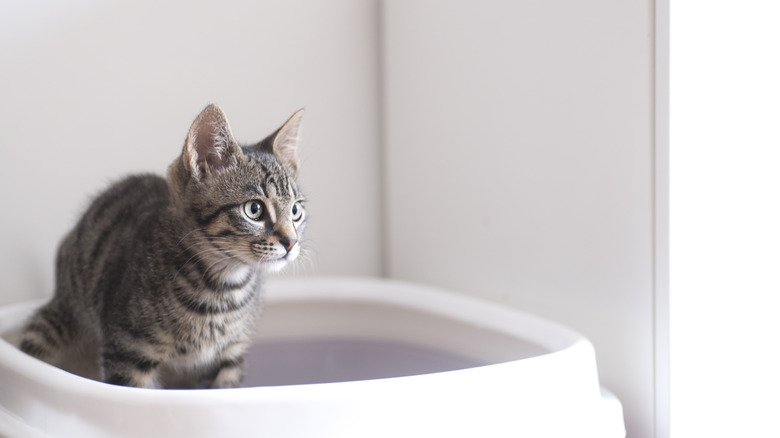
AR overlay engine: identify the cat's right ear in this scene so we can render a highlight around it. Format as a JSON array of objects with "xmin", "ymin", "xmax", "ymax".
[{"xmin": 182, "ymin": 104, "xmax": 240, "ymax": 182}]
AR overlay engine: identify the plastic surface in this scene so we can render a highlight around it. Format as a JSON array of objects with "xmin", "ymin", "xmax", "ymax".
[{"xmin": 0, "ymin": 277, "xmax": 625, "ymax": 437}]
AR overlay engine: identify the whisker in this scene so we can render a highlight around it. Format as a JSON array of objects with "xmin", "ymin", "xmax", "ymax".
[
  {"xmin": 174, "ymin": 230, "xmax": 245, "ymax": 256},
  {"xmin": 295, "ymin": 246, "xmax": 315, "ymax": 275},
  {"xmin": 198, "ymin": 251, "xmax": 242, "ymax": 284},
  {"xmin": 176, "ymin": 228, "xmax": 208, "ymax": 247},
  {"xmin": 172, "ymin": 247, "xmax": 236, "ymax": 283}
]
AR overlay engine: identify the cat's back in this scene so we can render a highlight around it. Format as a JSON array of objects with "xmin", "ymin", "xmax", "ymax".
[
  {"xmin": 80, "ymin": 174, "xmax": 170, "ymax": 233},
  {"xmin": 58, "ymin": 174, "xmax": 171, "ymax": 277}
]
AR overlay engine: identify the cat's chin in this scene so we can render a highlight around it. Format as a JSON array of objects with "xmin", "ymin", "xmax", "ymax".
[{"xmin": 258, "ymin": 259, "xmax": 290, "ymax": 274}]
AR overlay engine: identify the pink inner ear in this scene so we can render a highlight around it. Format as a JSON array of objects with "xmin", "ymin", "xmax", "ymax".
[{"xmin": 194, "ymin": 124, "xmax": 222, "ymax": 172}]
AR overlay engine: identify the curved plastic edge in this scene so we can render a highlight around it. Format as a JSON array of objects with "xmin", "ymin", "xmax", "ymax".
[{"xmin": 0, "ymin": 276, "xmax": 625, "ymax": 437}]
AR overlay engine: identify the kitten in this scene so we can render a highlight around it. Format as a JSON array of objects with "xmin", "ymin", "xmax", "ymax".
[{"xmin": 19, "ymin": 104, "xmax": 307, "ymax": 389}]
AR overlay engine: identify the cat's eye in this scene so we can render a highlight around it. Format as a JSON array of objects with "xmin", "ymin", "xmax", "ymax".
[
  {"xmin": 243, "ymin": 201, "xmax": 264, "ymax": 221},
  {"xmin": 291, "ymin": 201, "xmax": 304, "ymax": 221}
]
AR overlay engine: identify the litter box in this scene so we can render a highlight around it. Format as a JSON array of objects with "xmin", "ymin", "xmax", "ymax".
[{"xmin": 0, "ymin": 277, "xmax": 624, "ymax": 437}]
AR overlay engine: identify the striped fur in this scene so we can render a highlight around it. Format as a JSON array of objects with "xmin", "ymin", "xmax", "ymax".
[{"xmin": 20, "ymin": 105, "xmax": 307, "ymax": 388}]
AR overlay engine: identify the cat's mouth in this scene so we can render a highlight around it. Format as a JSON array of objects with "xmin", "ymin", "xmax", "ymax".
[{"xmin": 257, "ymin": 246, "xmax": 299, "ymax": 273}]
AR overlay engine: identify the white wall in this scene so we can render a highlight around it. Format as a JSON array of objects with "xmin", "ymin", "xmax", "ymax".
[
  {"xmin": 0, "ymin": 0, "xmax": 383, "ymax": 305},
  {"xmin": 382, "ymin": 2, "xmax": 656, "ymax": 437},
  {"xmin": 671, "ymin": 2, "xmax": 780, "ymax": 436}
]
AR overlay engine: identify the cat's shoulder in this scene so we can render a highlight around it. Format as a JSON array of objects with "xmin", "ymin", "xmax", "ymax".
[
  {"xmin": 87, "ymin": 173, "xmax": 170, "ymax": 211},
  {"xmin": 102, "ymin": 173, "xmax": 168, "ymax": 195}
]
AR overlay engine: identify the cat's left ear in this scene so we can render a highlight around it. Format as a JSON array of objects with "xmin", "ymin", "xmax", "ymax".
[{"xmin": 256, "ymin": 109, "xmax": 304, "ymax": 179}]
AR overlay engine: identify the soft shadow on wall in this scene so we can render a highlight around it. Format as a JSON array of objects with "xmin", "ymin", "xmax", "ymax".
[{"xmin": 381, "ymin": 2, "xmax": 655, "ymax": 437}]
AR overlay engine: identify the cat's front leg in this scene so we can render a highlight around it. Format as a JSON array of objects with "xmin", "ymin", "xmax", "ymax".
[
  {"xmin": 101, "ymin": 342, "xmax": 162, "ymax": 388},
  {"xmin": 200, "ymin": 342, "xmax": 249, "ymax": 389}
]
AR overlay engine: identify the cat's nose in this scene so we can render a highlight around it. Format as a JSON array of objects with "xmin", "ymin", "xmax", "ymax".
[{"xmin": 279, "ymin": 237, "xmax": 298, "ymax": 253}]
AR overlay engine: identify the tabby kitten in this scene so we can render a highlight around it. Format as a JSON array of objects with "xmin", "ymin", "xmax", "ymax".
[{"xmin": 19, "ymin": 104, "xmax": 307, "ymax": 389}]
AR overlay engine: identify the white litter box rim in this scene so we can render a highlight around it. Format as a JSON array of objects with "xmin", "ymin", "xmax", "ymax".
[{"xmin": 0, "ymin": 276, "xmax": 625, "ymax": 438}]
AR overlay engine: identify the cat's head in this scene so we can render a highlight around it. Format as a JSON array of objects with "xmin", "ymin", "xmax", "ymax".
[{"xmin": 168, "ymin": 104, "xmax": 307, "ymax": 273}]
